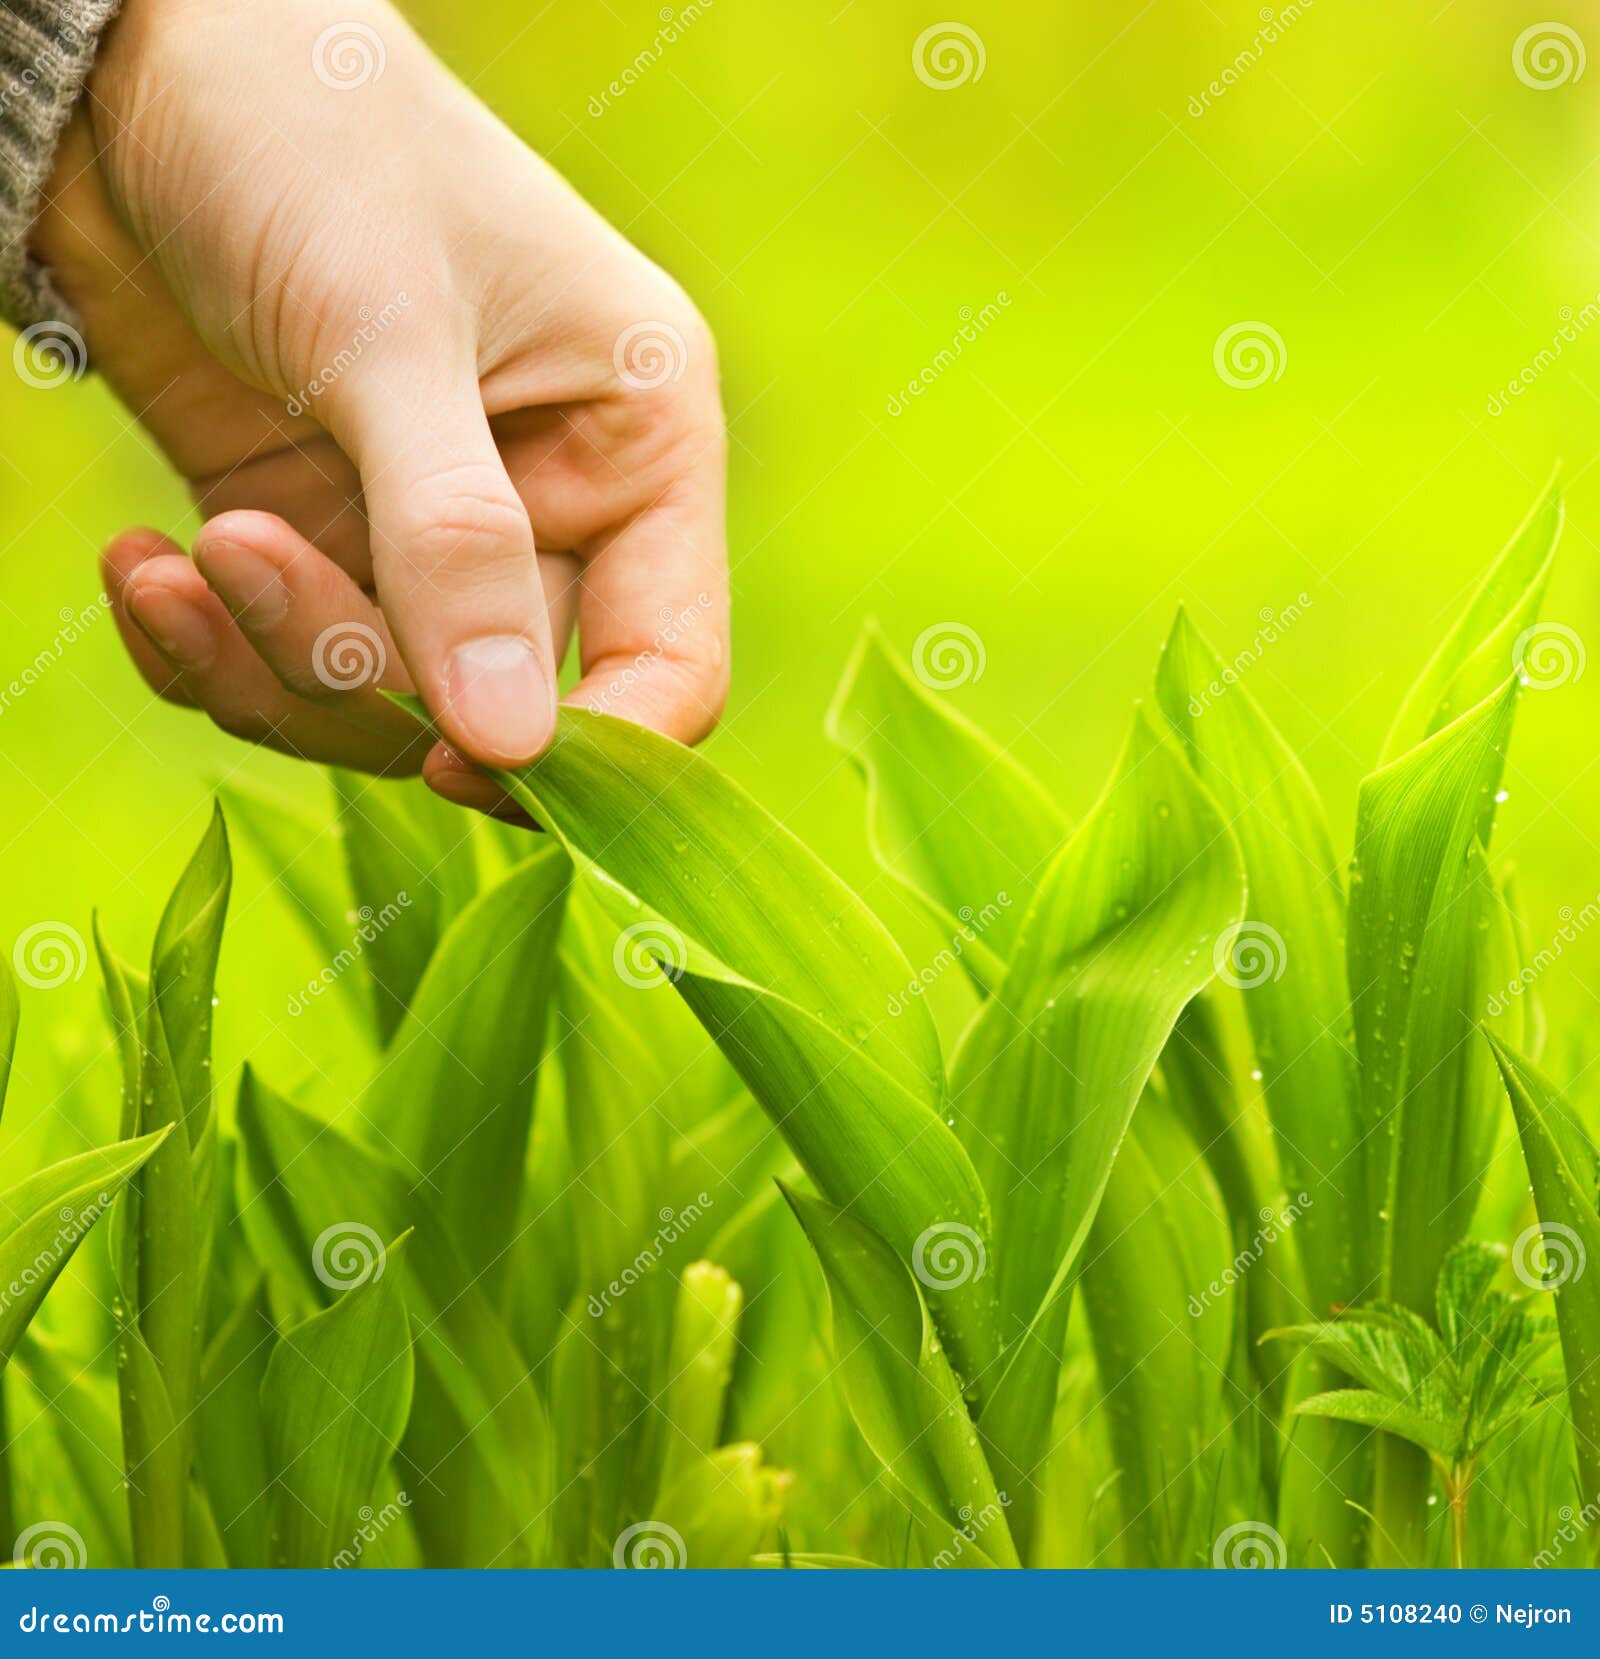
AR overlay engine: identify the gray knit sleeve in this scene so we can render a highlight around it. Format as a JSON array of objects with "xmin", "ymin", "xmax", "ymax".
[{"xmin": 0, "ymin": 0, "xmax": 122, "ymax": 332}]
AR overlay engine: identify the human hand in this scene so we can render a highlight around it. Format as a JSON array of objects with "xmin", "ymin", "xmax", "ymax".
[{"xmin": 34, "ymin": 0, "xmax": 728, "ymax": 814}]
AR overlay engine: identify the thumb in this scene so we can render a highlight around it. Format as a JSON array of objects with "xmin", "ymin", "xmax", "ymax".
[{"xmin": 338, "ymin": 358, "xmax": 557, "ymax": 768}]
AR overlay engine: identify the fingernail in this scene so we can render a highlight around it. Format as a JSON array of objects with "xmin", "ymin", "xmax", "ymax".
[
  {"xmin": 198, "ymin": 543, "xmax": 288, "ymax": 629},
  {"xmin": 444, "ymin": 636, "xmax": 553, "ymax": 764},
  {"xmin": 427, "ymin": 767, "xmax": 503, "ymax": 810},
  {"xmin": 128, "ymin": 585, "xmax": 216, "ymax": 670}
]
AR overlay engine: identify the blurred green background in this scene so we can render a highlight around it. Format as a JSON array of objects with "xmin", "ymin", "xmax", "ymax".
[{"xmin": 1, "ymin": 0, "xmax": 1597, "ymax": 1164}]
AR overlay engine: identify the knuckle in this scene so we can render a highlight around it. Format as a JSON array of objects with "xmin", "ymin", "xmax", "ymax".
[{"xmin": 384, "ymin": 465, "xmax": 533, "ymax": 578}]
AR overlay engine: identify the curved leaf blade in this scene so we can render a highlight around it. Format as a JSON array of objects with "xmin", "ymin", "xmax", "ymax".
[{"xmin": 826, "ymin": 622, "xmax": 1066, "ymax": 987}]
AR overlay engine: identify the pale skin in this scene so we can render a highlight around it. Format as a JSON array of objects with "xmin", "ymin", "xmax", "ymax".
[{"xmin": 32, "ymin": 0, "xmax": 729, "ymax": 818}]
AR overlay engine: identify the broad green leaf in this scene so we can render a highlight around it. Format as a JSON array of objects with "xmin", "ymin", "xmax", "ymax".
[
  {"xmin": 98, "ymin": 812, "xmax": 230, "ymax": 1567},
  {"xmin": 1351, "ymin": 680, "xmax": 1519, "ymax": 1314},
  {"xmin": 219, "ymin": 777, "xmax": 366, "ymax": 1028},
  {"xmin": 949, "ymin": 706, "xmax": 1244, "ymax": 1538},
  {"xmin": 1382, "ymin": 475, "xmax": 1562, "ymax": 762},
  {"xmin": 826, "ymin": 621, "xmax": 1065, "ymax": 988},
  {"xmin": 1079, "ymin": 1092, "xmax": 1234, "ymax": 1566},
  {"xmin": 1156, "ymin": 608, "xmax": 1364, "ymax": 1312},
  {"xmin": 262, "ymin": 1235, "xmax": 414, "ymax": 1568},
  {"xmin": 235, "ymin": 1069, "xmax": 554, "ymax": 1566},
  {"xmin": 547, "ymin": 955, "xmax": 676, "ymax": 1563},
  {"xmin": 195, "ymin": 1278, "xmax": 275, "ymax": 1567},
  {"xmin": 1488, "ymin": 1036, "xmax": 1600, "ymax": 1548},
  {"xmin": 9, "ymin": 1333, "xmax": 130, "ymax": 1567},
  {"xmin": 783, "ymin": 1186, "xmax": 1019, "ymax": 1568},
  {"xmin": 331, "ymin": 771, "xmax": 478, "ymax": 1042},
  {"xmin": 148, "ymin": 804, "xmax": 231, "ymax": 1146},
  {"xmin": 0, "ymin": 1130, "xmax": 168, "ymax": 1367},
  {"xmin": 390, "ymin": 696, "xmax": 998, "ymax": 1387},
  {"xmin": 355, "ymin": 844, "xmax": 569, "ymax": 1289},
  {"xmin": 0, "ymin": 956, "xmax": 16, "ymax": 1125}
]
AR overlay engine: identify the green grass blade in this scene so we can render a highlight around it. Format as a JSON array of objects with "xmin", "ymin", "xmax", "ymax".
[
  {"xmin": 1487, "ymin": 1035, "xmax": 1600, "ymax": 1557},
  {"xmin": 0, "ymin": 956, "xmax": 17, "ymax": 1126},
  {"xmin": 1079, "ymin": 1092, "xmax": 1234, "ymax": 1566},
  {"xmin": 783, "ymin": 1186, "xmax": 1019, "ymax": 1567},
  {"xmin": 149, "ymin": 804, "xmax": 230, "ymax": 1147},
  {"xmin": 10, "ymin": 1333, "xmax": 131, "ymax": 1567},
  {"xmin": 390, "ymin": 696, "xmax": 999, "ymax": 1391},
  {"xmin": 195, "ymin": 1278, "xmax": 275, "ymax": 1566},
  {"xmin": 949, "ymin": 706, "xmax": 1244, "ymax": 1540},
  {"xmin": 356, "ymin": 844, "xmax": 569, "ymax": 1290},
  {"xmin": 218, "ymin": 778, "xmax": 368, "ymax": 1030},
  {"xmin": 235, "ymin": 1069, "xmax": 554, "ymax": 1566},
  {"xmin": 1156, "ymin": 608, "xmax": 1364, "ymax": 1311},
  {"xmin": 331, "ymin": 771, "xmax": 478, "ymax": 1043},
  {"xmin": 0, "ymin": 1130, "xmax": 168, "ymax": 1366},
  {"xmin": 826, "ymin": 621, "xmax": 1066, "ymax": 988},
  {"xmin": 545, "ymin": 956, "xmax": 676, "ymax": 1563},
  {"xmin": 1352, "ymin": 680, "xmax": 1519, "ymax": 1563},
  {"xmin": 262, "ymin": 1233, "xmax": 414, "ymax": 1568},
  {"xmin": 1381, "ymin": 474, "xmax": 1562, "ymax": 763},
  {"xmin": 1352, "ymin": 680, "xmax": 1520, "ymax": 1312}
]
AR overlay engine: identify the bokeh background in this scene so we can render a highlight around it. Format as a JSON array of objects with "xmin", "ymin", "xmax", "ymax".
[{"xmin": 1, "ymin": 0, "xmax": 1598, "ymax": 1167}]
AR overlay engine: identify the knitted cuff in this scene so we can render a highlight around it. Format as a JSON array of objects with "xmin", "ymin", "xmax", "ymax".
[{"xmin": 0, "ymin": 0, "xmax": 122, "ymax": 334}]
